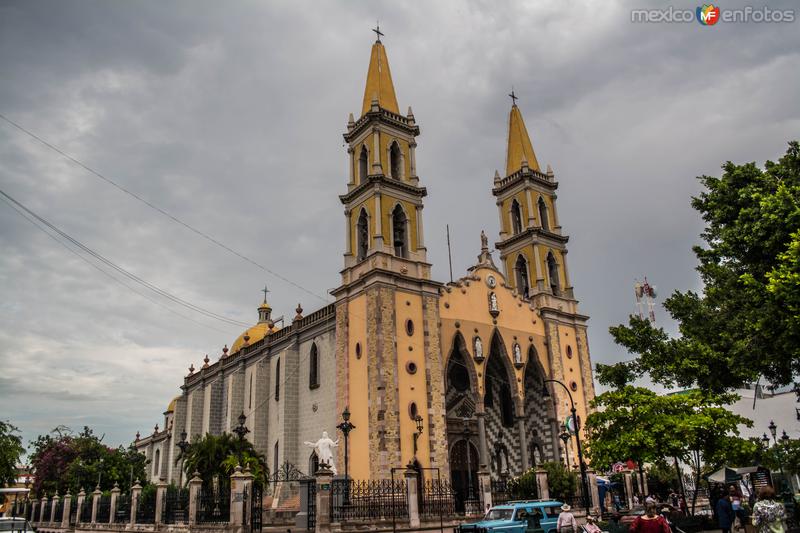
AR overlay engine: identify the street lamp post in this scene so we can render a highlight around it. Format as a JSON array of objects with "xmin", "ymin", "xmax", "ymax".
[
  {"xmin": 176, "ymin": 431, "xmax": 190, "ymax": 487},
  {"xmin": 559, "ymin": 424, "xmax": 572, "ymax": 467},
  {"xmin": 543, "ymin": 379, "xmax": 590, "ymax": 515},
  {"xmin": 412, "ymin": 415, "xmax": 424, "ymax": 457},
  {"xmin": 232, "ymin": 412, "xmax": 250, "ymax": 467},
  {"xmin": 462, "ymin": 417, "xmax": 479, "ymax": 515},
  {"xmin": 766, "ymin": 421, "xmax": 792, "ymax": 496},
  {"xmin": 336, "ymin": 406, "xmax": 356, "ymax": 505}
]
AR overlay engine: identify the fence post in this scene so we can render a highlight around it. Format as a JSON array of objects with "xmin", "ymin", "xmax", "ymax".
[
  {"xmin": 229, "ymin": 465, "xmax": 246, "ymax": 532},
  {"xmin": 241, "ymin": 466, "xmax": 255, "ymax": 528},
  {"xmin": 30, "ymin": 499, "xmax": 38, "ymax": 523},
  {"xmin": 76, "ymin": 489, "xmax": 85, "ymax": 523},
  {"xmin": 50, "ymin": 492, "xmax": 59, "ymax": 523},
  {"xmin": 623, "ymin": 471, "xmax": 634, "ymax": 509},
  {"xmin": 405, "ymin": 466, "xmax": 420, "ymax": 528},
  {"xmin": 62, "ymin": 491, "xmax": 72, "ymax": 528},
  {"xmin": 586, "ymin": 470, "xmax": 600, "ymax": 516},
  {"xmin": 154, "ymin": 478, "xmax": 168, "ymax": 525},
  {"xmin": 109, "ymin": 482, "xmax": 120, "ymax": 524},
  {"xmin": 478, "ymin": 471, "xmax": 492, "ymax": 512},
  {"xmin": 536, "ymin": 469, "xmax": 550, "ymax": 501},
  {"xmin": 314, "ymin": 463, "xmax": 333, "ymax": 533},
  {"xmin": 91, "ymin": 486, "xmax": 101, "ymax": 524},
  {"xmin": 130, "ymin": 480, "xmax": 142, "ymax": 526},
  {"xmin": 188, "ymin": 472, "xmax": 202, "ymax": 526}
]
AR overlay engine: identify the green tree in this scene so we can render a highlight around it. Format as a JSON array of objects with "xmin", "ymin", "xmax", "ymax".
[
  {"xmin": 0, "ymin": 421, "xmax": 25, "ymax": 503},
  {"xmin": 539, "ymin": 461, "xmax": 577, "ymax": 501},
  {"xmin": 182, "ymin": 433, "xmax": 268, "ymax": 488},
  {"xmin": 606, "ymin": 141, "xmax": 800, "ymax": 392},
  {"xmin": 29, "ymin": 426, "xmax": 147, "ymax": 496}
]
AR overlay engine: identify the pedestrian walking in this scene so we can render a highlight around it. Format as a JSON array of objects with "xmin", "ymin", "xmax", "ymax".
[
  {"xmin": 630, "ymin": 503, "xmax": 672, "ymax": 533},
  {"xmin": 716, "ymin": 492, "xmax": 735, "ymax": 533},
  {"xmin": 752, "ymin": 486, "xmax": 786, "ymax": 533},
  {"xmin": 557, "ymin": 504, "xmax": 577, "ymax": 533},
  {"xmin": 585, "ymin": 516, "xmax": 602, "ymax": 533}
]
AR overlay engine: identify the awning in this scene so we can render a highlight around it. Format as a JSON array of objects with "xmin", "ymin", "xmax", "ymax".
[{"xmin": 707, "ymin": 466, "xmax": 742, "ymax": 484}]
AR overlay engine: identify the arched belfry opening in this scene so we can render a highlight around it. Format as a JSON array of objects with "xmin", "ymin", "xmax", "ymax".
[
  {"xmin": 511, "ymin": 199, "xmax": 523, "ymax": 234},
  {"xmin": 523, "ymin": 347, "xmax": 557, "ymax": 466},
  {"xmin": 390, "ymin": 141, "xmax": 402, "ymax": 180},
  {"xmin": 514, "ymin": 254, "xmax": 530, "ymax": 298},
  {"xmin": 392, "ymin": 204, "xmax": 408, "ymax": 258},
  {"xmin": 356, "ymin": 209, "xmax": 369, "ymax": 261},
  {"xmin": 547, "ymin": 252, "xmax": 560, "ymax": 295},
  {"xmin": 538, "ymin": 196, "xmax": 550, "ymax": 231},
  {"xmin": 359, "ymin": 145, "xmax": 369, "ymax": 184}
]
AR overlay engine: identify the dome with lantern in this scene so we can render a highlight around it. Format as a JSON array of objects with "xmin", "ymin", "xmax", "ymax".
[{"xmin": 230, "ymin": 291, "xmax": 279, "ymax": 355}]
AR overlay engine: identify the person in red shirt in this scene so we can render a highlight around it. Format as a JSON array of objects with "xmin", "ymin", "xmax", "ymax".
[{"xmin": 630, "ymin": 503, "xmax": 672, "ymax": 533}]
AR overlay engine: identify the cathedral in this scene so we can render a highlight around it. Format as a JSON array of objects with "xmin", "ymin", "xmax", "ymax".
[{"xmin": 134, "ymin": 35, "xmax": 596, "ymax": 506}]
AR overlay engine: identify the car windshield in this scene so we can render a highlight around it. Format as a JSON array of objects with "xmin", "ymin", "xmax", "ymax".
[
  {"xmin": 485, "ymin": 508, "xmax": 514, "ymax": 521},
  {"xmin": 0, "ymin": 520, "xmax": 30, "ymax": 531}
]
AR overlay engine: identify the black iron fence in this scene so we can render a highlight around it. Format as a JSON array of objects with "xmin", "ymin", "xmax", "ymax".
[
  {"xmin": 95, "ymin": 495, "xmax": 111, "ymax": 523},
  {"xmin": 53, "ymin": 499, "xmax": 63, "ymax": 523},
  {"xmin": 162, "ymin": 487, "xmax": 190, "ymax": 524},
  {"xmin": 420, "ymin": 479, "xmax": 456, "ymax": 519},
  {"xmin": 69, "ymin": 497, "xmax": 78, "ymax": 524},
  {"xmin": 330, "ymin": 479, "xmax": 408, "ymax": 522},
  {"xmin": 114, "ymin": 494, "xmax": 131, "ymax": 523},
  {"xmin": 136, "ymin": 490, "xmax": 157, "ymax": 524},
  {"xmin": 80, "ymin": 499, "xmax": 92, "ymax": 523},
  {"xmin": 491, "ymin": 479, "xmax": 511, "ymax": 505},
  {"xmin": 197, "ymin": 485, "xmax": 231, "ymax": 524}
]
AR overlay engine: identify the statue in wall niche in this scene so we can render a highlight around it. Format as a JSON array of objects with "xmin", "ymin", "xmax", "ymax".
[
  {"xmin": 304, "ymin": 432, "xmax": 339, "ymax": 475},
  {"xmin": 474, "ymin": 337, "xmax": 483, "ymax": 359},
  {"xmin": 489, "ymin": 292, "xmax": 499, "ymax": 312},
  {"xmin": 513, "ymin": 343, "xmax": 522, "ymax": 365}
]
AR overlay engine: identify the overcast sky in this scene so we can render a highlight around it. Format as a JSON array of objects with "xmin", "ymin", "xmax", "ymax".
[{"xmin": 1, "ymin": 0, "xmax": 798, "ymax": 454}]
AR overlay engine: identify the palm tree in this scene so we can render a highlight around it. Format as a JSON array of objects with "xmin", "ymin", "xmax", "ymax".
[{"xmin": 182, "ymin": 433, "xmax": 268, "ymax": 488}]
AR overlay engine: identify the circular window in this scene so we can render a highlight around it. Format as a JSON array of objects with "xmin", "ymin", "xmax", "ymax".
[
  {"xmin": 406, "ymin": 361, "xmax": 418, "ymax": 374},
  {"xmin": 409, "ymin": 402, "xmax": 419, "ymax": 420},
  {"xmin": 566, "ymin": 345, "xmax": 573, "ymax": 359},
  {"xmin": 570, "ymin": 381, "xmax": 578, "ymax": 392},
  {"xmin": 355, "ymin": 342, "xmax": 362, "ymax": 359},
  {"xmin": 405, "ymin": 319, "xmax": 414, "ymax": 336}
]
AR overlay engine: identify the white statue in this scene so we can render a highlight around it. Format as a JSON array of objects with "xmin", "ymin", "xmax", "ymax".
[
  {"xmin": 474, "ymin": 337, "xmax": 483, "ymax": 359},
  {"xmin": 304, "ymin": 431, "xmax": 339, "ymax": 475},
  {"xmin": 513, "ymin": 343, "xmax": 522, "ymax": 364},
  {"xmin": 489, "ymin": 292, "xmax": 499, "ymax": 312}
]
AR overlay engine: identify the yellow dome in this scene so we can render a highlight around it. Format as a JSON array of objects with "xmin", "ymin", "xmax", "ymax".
[
  {"xmin": 166, "ymin": 395, "xmax": 180, "ymax": 413},
  {"xmin": 230, "ymin": 322, "xmax": 275, "ymax": 354}
]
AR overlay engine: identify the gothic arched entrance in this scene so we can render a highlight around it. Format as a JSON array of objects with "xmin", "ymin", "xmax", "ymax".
[
  {"xmin": 449, "ymin": 439, "xmax": 479, "ymax": 513},
  {"xmin": 484, "ymin": 330, "xmax": 518, "ymax": 479},
  {"xmin": 523, "ymin": 349, "xmax": 558, "ymax": 465}
]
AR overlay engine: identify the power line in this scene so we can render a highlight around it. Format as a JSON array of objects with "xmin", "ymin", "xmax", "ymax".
[
  {"xmin": 0, "ymin": 112, "xmax": 329, "ymax": 304},
  {"xmin": 0, "ymin": 189, "xmax": 251, "ymax": 329},
  {"xmin": 0, "ymin": 193, "xmax": 237, "ymax": 336}
]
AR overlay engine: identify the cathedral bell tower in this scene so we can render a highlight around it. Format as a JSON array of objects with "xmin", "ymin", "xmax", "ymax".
[
  {"xmin": 492, "ymin": 96, "xmax": 596, "ymax": 452},
  {"xmin": 332, "ymin": 31, "xmax": 448, "ymax": 480}
]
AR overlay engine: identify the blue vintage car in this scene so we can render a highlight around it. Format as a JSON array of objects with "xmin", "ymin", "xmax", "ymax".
[{"xmin": 457, "ymin": 500, "xmax": 565, "ymax": 533}]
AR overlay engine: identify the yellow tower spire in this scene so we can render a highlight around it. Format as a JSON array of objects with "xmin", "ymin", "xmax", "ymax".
[
  {"xmin": 361, "ymin": 30, "xmax": 399, "ymax": 116},
  {"xmin": 505, "ymin": 97, "xmax": 541, "ymax": 176}
]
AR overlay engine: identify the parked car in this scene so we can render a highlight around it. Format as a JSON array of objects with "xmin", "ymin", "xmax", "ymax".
[
  {"xmin": 0, "ymin": 517, "xmax": 36, "ymax": 533},
  {"xmin": 457, "ymin": 500, "xmax": 564, "ymax": 533}
]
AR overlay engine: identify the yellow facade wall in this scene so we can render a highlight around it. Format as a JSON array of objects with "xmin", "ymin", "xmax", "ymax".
[
  {"xmin": 394, "ymin": 292, "xmax": 432, "ymax": 468},
  {"xmin": 346, "ymin": 294, "xmax": 370, "ymax": 480}
]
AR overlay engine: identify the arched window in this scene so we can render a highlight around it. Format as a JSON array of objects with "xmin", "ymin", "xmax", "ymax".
[
  {"xmin": 356, "ymin": 209, "xmax": 369, "ymax": 261},
  {"xmin": 511, "ymin": 199, "xmax": 523, "ymax": 234},
  {"xmin": 153, "ymin": 448, "xmax": 160, "ymax": 479},
  {"xmin": 309, "ymin": 343, "xmax": 319, "ymax": 389},
  {"xmin": 309, "ymin": 452, "xmax": 319, "ymax": 475},
  {"xmin": 275, "ymin": 358, "xmax": 281, "ymax": 401},
  {"xmin": 538, "ymin": 197, "xmax": 550, "ymax": 231},
  {"xmin": 392, "ymin": 204, "xmax": 408, "ymax": 258},
  {"xmin": 358, "ymin": 146, "xmax": 369, "ymax": 183},
  {"xmin": 390, "ymin": 142, "xmax": 402, "ymax": 179},
  {"xmin": 500, "ymin": 383, "xmax": 515, "ymax": 427},
  {"xmin": 547, "ymin": 252, "xmax": 560, "ymax": 295},
  {"xmin": 515, "ymin": 254, "xmax": 530, "ymax": 298}
]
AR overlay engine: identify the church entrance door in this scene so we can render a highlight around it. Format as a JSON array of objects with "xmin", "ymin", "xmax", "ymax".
[{"xmin": 449, "ymin": 439, "xmax": 479, "ymax": 513}]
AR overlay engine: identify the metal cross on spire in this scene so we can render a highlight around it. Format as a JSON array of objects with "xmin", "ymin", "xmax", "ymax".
[
  {"xmin": 372, "ymin": 22, "xmax": 384, "ymax": 42},
  {"xmin": 261, "ymin": 285, "xmax": 270, "ymax": 303},
  {"xmin": 508, "ymin": 88, "xmax": 519, "ymax": 106}
]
